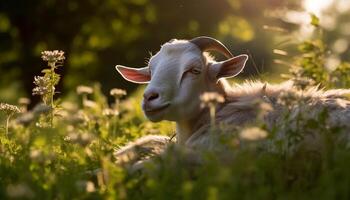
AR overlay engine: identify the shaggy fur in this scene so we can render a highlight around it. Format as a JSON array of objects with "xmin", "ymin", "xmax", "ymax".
[
  {"xmin": 114, "ymin": 80, "xmax": 350, "ymax": 166},
  {"xmin": 114, "ymin": 37, "xmax": 350, "ymax": 168},
  {"xmin": 186, "ymin": 80, "xmax": 350, "ymax": 150}
]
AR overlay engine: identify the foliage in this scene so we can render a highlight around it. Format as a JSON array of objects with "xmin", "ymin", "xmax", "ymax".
[
  {"xmin": 283, "ymin": 14, "xmax": 350, "ymax": 90},
  {"xmin": 1, "ymin": 29, "xmax": 350, "ymax": 200},
  {"xmin": 0, "ymin": 0, "xmax": 287, "ymax": 102},
  {"xmin": 1, "ymin": 6, "xmax": 350, "ymax": 200}
]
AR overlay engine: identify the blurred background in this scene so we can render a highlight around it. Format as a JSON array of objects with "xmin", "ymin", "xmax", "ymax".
[{"xmin": 0, "ymin": 0, "xmax": 349, "ymax": 105}]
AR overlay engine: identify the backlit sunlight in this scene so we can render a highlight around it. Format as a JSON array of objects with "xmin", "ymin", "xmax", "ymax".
[{"xmin": 303, "ymin": 0, "xmax": 333, "ymax": 15}]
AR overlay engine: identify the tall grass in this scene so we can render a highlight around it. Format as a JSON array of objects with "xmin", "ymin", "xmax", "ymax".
[{"xmin": 1, "ymin": 16, "xmax": 350, "ymax": 200}]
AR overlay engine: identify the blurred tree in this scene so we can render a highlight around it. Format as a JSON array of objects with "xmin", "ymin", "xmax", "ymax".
[{"xmin": 0, "ymin": 0, "xmax": 296, "ymax": 104}]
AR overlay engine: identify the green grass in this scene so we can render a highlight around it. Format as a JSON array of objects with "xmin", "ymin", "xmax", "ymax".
[
  {"xmin": 1, "ymin": 67, "xmax": 350, "ymax": 199},
  {"xmin": 1, "ymin": 16, "xmax": 350, "ymax": 200}
]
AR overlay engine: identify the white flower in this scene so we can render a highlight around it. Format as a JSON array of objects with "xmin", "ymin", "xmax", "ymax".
[
  {"xmin": 41, "ymin": 50, "xmax": 65, "ymax": 63},
  {"xmin": 110, "ymin": 88, "xmax": 127, "ymax": 98},
  {"xmin": 240, "ymin": 127, "xmax": 268, "ymax": 141},
  {"xmin": 76, "ymin": 85, "xmax": 93, "ymax": 95},
  {"xmin": 103, "ymin": 108, "xmax": 119, "ymax": 116},
  {"xmin": 32, "ymin": 76, "xmax": 50, "ymax": 96},
  {"xmin": 0, "ymin": 103, "xmax": 21, "ymax": 115},
  {"xmin": 18, "ymin": 97, "xmax": 30, "ymax": 105},
  {"xmin": 200, "ymin": 92, "xmax": 225, "ymax": 108}
]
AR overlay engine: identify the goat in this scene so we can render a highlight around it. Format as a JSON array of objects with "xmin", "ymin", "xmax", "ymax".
[{"xmin": 114, "ymin": 36, "xmax": 350, "ymax": 166}]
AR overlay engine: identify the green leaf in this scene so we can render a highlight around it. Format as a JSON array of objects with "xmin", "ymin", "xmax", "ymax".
[{"xmin": 310, "ymin": 14, "xmax": 320, "ymax": 27}]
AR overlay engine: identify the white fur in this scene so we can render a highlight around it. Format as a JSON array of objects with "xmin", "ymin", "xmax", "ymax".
[{"xmin": 115, "ymin": 38, "xmax": 350, "ymax": 152}]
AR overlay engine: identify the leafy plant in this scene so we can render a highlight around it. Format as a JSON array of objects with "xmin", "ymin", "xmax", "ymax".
[{"xmin": 32, "ymin": 50, "xmax": 65, "ymax": 127}]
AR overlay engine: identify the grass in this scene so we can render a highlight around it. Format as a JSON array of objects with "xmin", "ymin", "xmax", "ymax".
[{"xmin": 1, "ymin": 16, "xmax": 350, "ymax": 200}]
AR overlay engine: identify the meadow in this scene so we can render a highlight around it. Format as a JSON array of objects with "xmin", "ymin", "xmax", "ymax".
[{"xmin": 1, "ymin": 15, "xmax": 350, "ymax": 200}]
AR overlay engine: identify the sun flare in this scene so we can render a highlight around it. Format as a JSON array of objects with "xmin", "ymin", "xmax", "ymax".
[{"xmin": 303, "ymin": 0, "xmax": 333, "ymax": 15}]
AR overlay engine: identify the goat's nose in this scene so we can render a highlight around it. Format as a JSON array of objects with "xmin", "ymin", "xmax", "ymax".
[{"xmin": 143, "ymin": 91, "xmax": 160, "ymax": 102}]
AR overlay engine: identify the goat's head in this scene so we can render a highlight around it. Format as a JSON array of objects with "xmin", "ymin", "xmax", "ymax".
[{"xmin": 116, "ymin": 36, "xmax": 248, "ymax": 122}]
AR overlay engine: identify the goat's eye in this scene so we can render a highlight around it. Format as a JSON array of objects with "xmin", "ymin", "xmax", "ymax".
[{"xmin": 189, "ymin": 68, "xmax": 201, "ymax": 75}]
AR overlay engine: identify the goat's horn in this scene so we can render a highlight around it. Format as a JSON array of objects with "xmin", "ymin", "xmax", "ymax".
[{"xmin": 190, "ymin": 36, "xmax": 233, "ymax": 58}]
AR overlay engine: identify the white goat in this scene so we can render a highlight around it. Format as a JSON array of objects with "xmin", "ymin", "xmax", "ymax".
[{"xmin": 114, "ymin": 36, "xmax": 350, "ymax": 164}]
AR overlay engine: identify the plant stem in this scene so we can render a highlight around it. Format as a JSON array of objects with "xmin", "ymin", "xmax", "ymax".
[
  {"xmin": 209, "ymin": 104, "xmax": 217, "ymax": 136},
  {"xmin": 115, "ymin": 98, "xmax": 120, "ymax": 111},
  {"xmin": 5, "ymin": 115, "xmax": 11, "ymax": 136},
  {"xmin": 209, "ymin": 104, "xmax": 216, "ymax": 127},
  {"xmin": 50, "ymin": 62, "xmax": 55, "ymax": 127}
]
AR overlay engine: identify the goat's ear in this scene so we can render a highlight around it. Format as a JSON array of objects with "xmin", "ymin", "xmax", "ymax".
[
  {"xmin": 209, "ymin": 54, "xmax": 248, "ymax": 81},
  {"xmin": 115, "ymin": 65, "xmax": 151, "ymax": 84}
]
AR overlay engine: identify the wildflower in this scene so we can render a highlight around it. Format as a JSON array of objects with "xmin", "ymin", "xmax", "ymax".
[
  {"xmin": 79, "ymin": 133, "xmax": 94, "ymax": 147},
  {"xmin": 61, "ymin": 101, "xmax": 78, "ymax": 111},
  {"xmin": 32, "ymin": 76, "xmax": 50, "ymax": 96},
  {"xmin": 34, "ymin": 50, "xmax": 65, "ymax": 128},
  {"xmin": 110, "ymin": 88, "xmax": 127, "ymax": 98},
  {"xmin": 240, "ymin": 127, "xmax": 268, "ymax": 141},
  {"xmin": 83, "ymin": 100, "xmax": 97, "ymax": 108},
  {"xmin": 17, "ymin": 97, "xmax": 30, "ymax": 112},
  {"xmin": 76, "ymin": 180, "xmax": 96, "ymax": 193},
  {"xmin": 110, "ymin": 88, "xmax": 127, "ymax": 110},
  {"xmin": 0, "ymin": 103, "xmax": 21, "ymax": 135},
  {"xmin": 200, "ymin": 92, "xmax": 225, "ymax": 108},
  {"xmin": 0, "ymin": 103, "xmax": 21, "ymax": 116},
  {"xmin": 67, "ymin": 132, "xmax": 94, "ymax": 147},
  {"xmin": 29, "ymin": 149, "xmax": 44, "ymax": 163},
  {"xmin": 200, "ymin": 92, "xmax": 225, "ymax": 126},
  {"xmin": 103, "ymin": 108, "xmax": 119, "ymax": 117},
  {"xmin": 86, "ymin": 181, "xmax": 96, "ymax": 193},
  {"xmin": 18, "ymin": 97, "xmax": 30, "ymax": 106},
  {"xmin": 66, "ymin": 132, "xmax": 79, "ymax": 142},
  {"xmin": 41, "ymin": 50, "xmax": 65, "ymax": 63},
  {"xmin": 77, "ymin": 86, "xmax": 94, "ymax": 108},
  {"xmin": 66, "ymin": 111, "xmax": 87, "ymax": 125},
  {"xmin": 77, "ymin": 85, "xmax": 94, "ymax": 95}
]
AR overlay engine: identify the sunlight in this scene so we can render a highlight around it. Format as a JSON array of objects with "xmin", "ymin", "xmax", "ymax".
[{"xmin": 303, "ymin": 0, "xmax": 333, "ymax": 15}]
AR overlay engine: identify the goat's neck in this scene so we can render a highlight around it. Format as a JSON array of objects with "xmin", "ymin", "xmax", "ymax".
[
  {"xmin": 176, "ymin": 121, "xmax": 196, "ymax": 144},
  {"xmin": 176, "ymin": 80, "xmax": 228, "ymax": 144},
  {"xmin": 176, "ymin": 109, "xmax": 207, "ymax": 144}
]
